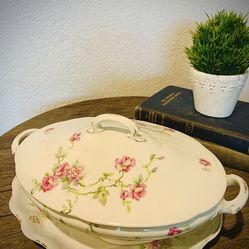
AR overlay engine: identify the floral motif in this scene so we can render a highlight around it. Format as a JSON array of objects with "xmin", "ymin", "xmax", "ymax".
[
  {"xmin": 120, "ymin": 183, "xmax": 147, "ymax": 202},
  {"xmin": 41, "ymin": 175, "xmax": 58, "ymax": 192},
  {"xmin": 32, "ymin": 132, "xmax": 164, "ymax": 213},
  {"xmin": 141, "ymin": 239, "xmax": 172, "ymax": 249},
  {"xmin": 29, "ymin": 215, "xmax": 40, "ymax": 224},
  {"xmin": 199, "ymin": 158, "xmax": 211, "ymax": 167},
  {"xmin": 144, "ymin": 240, "xmax": 161, "ymax": 249},
  {"xmin": 120, "ymin": 190, "xmax": 130, "ymax": 200},
  {"xmin": 40, "ymin": 162, "xmax": 84, "ymax": 193},
  {"xmin": 115, "ymin": 156, "xmax": 136, "ymax": 172},
  {"xmin": 140, "ymin": 224, "xmax": 189, "ymax": 249},
  {"xmin": 68, "ymin": 166, "xmax": 84, "ymax": 183},
  {"xmin": 199, "ymin": 158, "xmax": 211, "ymax": 171},
  {"xmin": 28, "ymin": 203, "xmax": 49, "ymax": 224},
  {"xmin": 54, "ymin": 162, "xmax": 70, "ymax": 178},
  {"xmin": 129, "ymin": 183, "xmax": 147, "ymax": 201},
  {"xmin": 167, "ymin": 226, "xmax": 182, "ymax": 236},
  {"xmin": 69, "ymin": 132, "xmax": 81, "ymax": 143}
]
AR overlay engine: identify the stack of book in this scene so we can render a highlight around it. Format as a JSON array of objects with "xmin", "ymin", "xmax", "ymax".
[{"xmin": 134, "ymin": 85, "xmax": 249, "ymax": 172}]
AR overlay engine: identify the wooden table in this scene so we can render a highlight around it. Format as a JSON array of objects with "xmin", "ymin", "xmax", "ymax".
[{"xmin": 0, "ymin": 97, "xmax": 249, "ymax": 249}]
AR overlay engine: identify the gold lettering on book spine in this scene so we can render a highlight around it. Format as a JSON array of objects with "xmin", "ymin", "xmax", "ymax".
[
  {"xmin": 185, "ymin": 123, "xmax": 194, "ymax": 134},
  {"xmin": 160, "ymin": 91, "xmax": 181, "ymax": 106}
]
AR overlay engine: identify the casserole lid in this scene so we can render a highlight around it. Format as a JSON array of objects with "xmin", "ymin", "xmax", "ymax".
[{"xmin": 14, "ymin": 114, "xmax": 227, "ymax": 228}]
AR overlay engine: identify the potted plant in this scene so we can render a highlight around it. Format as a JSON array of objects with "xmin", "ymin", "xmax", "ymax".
[{"xmin": 186, "ymin": 10, "xmax": 249, "ymax": 118}]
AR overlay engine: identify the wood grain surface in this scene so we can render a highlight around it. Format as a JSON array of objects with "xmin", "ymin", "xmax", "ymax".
[{"xmin": 0, "ymin": 96, "xmax": 248, "ymax": 249}]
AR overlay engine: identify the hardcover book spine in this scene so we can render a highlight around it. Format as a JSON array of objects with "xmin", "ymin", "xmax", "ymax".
[{"xmin": 134, "ymin": 106, "xmax": 249, "ymax": 156}]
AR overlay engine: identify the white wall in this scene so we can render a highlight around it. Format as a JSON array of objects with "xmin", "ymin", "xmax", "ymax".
[{"xmin": 1, "ymin": 0, "xmax": 249, "ymax": 135}]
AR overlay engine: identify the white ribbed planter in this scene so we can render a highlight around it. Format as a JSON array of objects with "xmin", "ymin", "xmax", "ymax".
[{"xmin": 191, "ymin": 67, "xmax": 248, "ymax": 118}]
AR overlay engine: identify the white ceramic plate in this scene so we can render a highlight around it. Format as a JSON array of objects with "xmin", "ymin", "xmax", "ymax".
[{"xmin": 9, "ymin": 176, "xmax": 223, "ymax": 249}]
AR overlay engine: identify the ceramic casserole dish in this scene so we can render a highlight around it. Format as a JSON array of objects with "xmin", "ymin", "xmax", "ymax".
[{"xmin": 12, "ymin": 114, "xmax": 248, "ymax": 245}]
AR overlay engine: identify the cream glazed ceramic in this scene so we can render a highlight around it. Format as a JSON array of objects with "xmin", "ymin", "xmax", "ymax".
[
  {"xmin": 191, "ymin": 67, "xmax": 248, "ymax": 117},
  {"xmin": 12, "ymin": 114, "xmax": 248, "ymax": 243},
  {"xmin": 9, "ymin": 176, "xmax": 223, "ymax": 249}
]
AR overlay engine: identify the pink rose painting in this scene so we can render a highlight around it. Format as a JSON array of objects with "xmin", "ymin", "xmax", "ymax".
[
  {"xmin": 199, "ymin": 158, "xmax": 211, "ymax": 170},
  {"xmin": 115, "ymin": 156, "xmax": 136, "ymax": 172},
  {"xmin": 54, "ymin": 162, "xmax": 70, "ymax": 178},
  {"xmin": 199, "ymin": 158, "xmax": 211, "ymax": 166},
  {"xmin": 68, "ymin": 166, "xmax": 84, "ymax": 183},
  {"xmin": 167, "ymin": 227, "xmax": 182, "ymax": 236},
  {"xmin": 119, "ymin": 183, "xmax": 147, "ymax": 202},
  {"xmin": 69, "ymin": 132, "xmax": 81, "ymax": 143},
  {"xmin": 130, "ymin": 183, "xmax": 147, "ymax": 201},
  {"xmin": 41, "ymin": 164, "xmax": 84, "ymax": 192},
  {"xmin": 32, "ymin": 132, "xmax": 164, "ymax": 213},
  {"xmin": 41, "ymin": 175, "xmax": 58, "ymax": 192},
  {"xmin": 146, "ymin": 240, "xmax": 161, "ymax": 249},
  {"xmin": 120, "ymin": 190, "xmax": 131, "ymax": 200}
]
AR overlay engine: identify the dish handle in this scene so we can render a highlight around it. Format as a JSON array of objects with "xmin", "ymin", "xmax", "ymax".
[
  {"xmin": 219, "ymin": 174, "xmax": 248, "ymax": 214},
  {"xmin": 11, "ymin": 129, "xmax": 39, "ymax": 155},
  {"xmin": 87, "ymin": 114, "xmax": 145, "ymax": 142}
]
